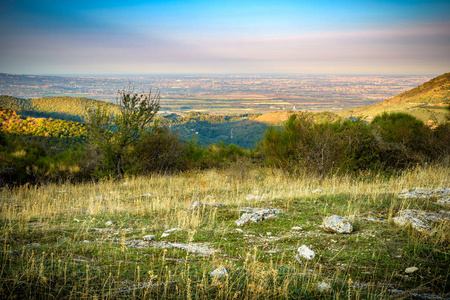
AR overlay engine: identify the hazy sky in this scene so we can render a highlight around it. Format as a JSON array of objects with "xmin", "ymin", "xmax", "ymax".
[{"xmin": 1, "ymin": 0, "xmax": 449, "ymax": 75}]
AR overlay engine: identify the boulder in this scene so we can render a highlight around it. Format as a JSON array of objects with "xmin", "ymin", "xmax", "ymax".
[{"xmin": 323, "ymin": 215, "xmax": 353, "ymax": 234}]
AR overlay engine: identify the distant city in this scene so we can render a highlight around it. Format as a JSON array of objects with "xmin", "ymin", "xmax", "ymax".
[{"xmin": 0, "ymin": 73, "xmax": 433, "ymax": 114}]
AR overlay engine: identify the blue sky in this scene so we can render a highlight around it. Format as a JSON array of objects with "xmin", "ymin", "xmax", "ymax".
[{"xmin": 0, "ymin": 0, "xmax": 449, "ymax": 75}]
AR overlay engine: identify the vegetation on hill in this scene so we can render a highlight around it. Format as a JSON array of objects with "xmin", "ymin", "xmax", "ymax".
[
  {"xmin": 0, "ymin": 95, "xmax": 120, "ymax": 122},
  {"xmin": 254, "ymin": 110, "xmax": 341, "ymax": 125},
  {"xmin": 337, "ymin": 72, "xmax": 450, "ymax": 122}
]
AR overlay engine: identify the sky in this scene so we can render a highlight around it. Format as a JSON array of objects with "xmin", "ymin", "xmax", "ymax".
[{"xmin": 0, "ymin": 0, "xmax": 449, "ymax": 75}]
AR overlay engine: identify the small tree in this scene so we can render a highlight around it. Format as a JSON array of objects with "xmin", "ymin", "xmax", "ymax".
[{"xmin": 86, "ymin": 89, "xmax": 160, "ymax": 177}]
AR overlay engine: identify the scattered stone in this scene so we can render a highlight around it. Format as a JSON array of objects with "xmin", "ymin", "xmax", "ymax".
[
  {"xmin": 291, "ymin": 226, "xmax": 302, "ymax": 231},
  {"xmin": 73, "ymin": 218, "xmax": 81, "ymax": 223},
  {"xmin": 124, "ymin": 240, "xmax": 149, "ymax": 248},
  {"xmin": 398, "ymin": 188, "xmax": 450, "ymax": 199},
  {"xmin": 235, "ymin": 228, "xmax": 243, "ymax": 233},
  {"xmin": 161, "ymin": 233, "xmax": 170, "ymax": 238},
  {"xmin": 295, "ymin": 245, "xmax": 315, "ymax": 264},
  {"xmin": 317, "ymin": 282, "xmax": 331, "ymax": 292},
  {"xmin": 393, "ymin": 214, "xmax": 431, "ymax": 234},
  {"xmin": 210, "ymin": 266, "xmax": 228, "ymax": 278},
  {"xmin": 266, "ymin": 232, "xmax": 272, "ymax": 236},
  {"xmin": 189, "ymin": 201, "xmax": 226, "ymax": 210},
  {"xmin": 397, "ymin": 209, "xmax": 450, "ymax": 223},
  {"xmin": 235, "ymin": 209, "xmax": 279, "ymax": 226},
  {"xmin": 164, "ymin": 228, "xmax": 182, "ymax": 233},
  {"xmin": 322, "ymin": 215, "xmax": 353, "ymax": 234},
  {"xmin": 405, "ymin": 267, "xmax": 418, "ymax": 274},
  {"xmin": 311, "ymin": 188, "xmax": 323, "ymax": 193},
  {"xmin": 143, "ymin": 235, "xmax": 156, "ymax": 241},
  {"xmin": 105, "ymin": 221, "xmax": 113, "ymax": 226},
  {"xmin": 189, "ymin": 201, "xmax": 203, "ymax": 209},
  {"xmin": 82, "ymin": 240, "xmax": 90, "ymax": 243},
  {"xmin": 115, "ymin": 281, "xmax": 177, "ymax": 295},
  {"xmin": 436, "ymin": 196, "xmax": 450, "ymax": 207},
  {"xmin": 153, "ymin": 242, "xmax": 217, "ymax": 255}
]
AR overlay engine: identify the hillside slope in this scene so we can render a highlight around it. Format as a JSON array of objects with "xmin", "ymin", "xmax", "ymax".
[
  {"xmin": 337, "ymin": 72, "xmax": 450, "ymax": 122},
  {"xmin": 0, "ymin": 95, "xmax": 119, "ymax": 122},
  {"xmin": 253, "ymin": 110, "xmax": 341, "ymax": 125}
]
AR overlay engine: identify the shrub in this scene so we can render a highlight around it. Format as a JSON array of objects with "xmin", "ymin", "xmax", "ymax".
[
  {"xmin": 371, "ymin": 112, "xmax": 432, "ymax": 161},
  {"xmin": 126, "ymin": 124, "xmax": 187, "ymax": 174}
]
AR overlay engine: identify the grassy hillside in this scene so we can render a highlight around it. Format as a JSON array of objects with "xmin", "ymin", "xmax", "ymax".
[
  {"xmin": 337, "ymin": 73, "xmax": 450, "ymax": 122},
  {"xmin": 0, "ymin": 164, "xmax": 448, "ymax": 299},
  {"xmin": 254, "ymin": 110, "xmax": 341, "ymax": 125},
  {"xmin": 0, "ymin": 95, "xmax": 119, "ymax": 122}
]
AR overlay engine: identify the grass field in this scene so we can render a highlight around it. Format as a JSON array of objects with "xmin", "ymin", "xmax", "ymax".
[{"xmin": 1, "ymin": 164, "xmax": 449, "ymax": 299}]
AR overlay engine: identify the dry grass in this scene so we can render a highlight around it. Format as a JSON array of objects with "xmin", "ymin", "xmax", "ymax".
[{"xmin": 1, "ymin": 164, "xmax": 449, "ymax": 299}]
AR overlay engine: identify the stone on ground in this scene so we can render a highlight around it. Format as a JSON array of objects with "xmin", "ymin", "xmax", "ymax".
[
  {"xmin": 210, "ymin": 266, "xmax": 228, "ymax": 278},
  {"xmin": 405, "ymin": 267, "xmax": 418, "ymax": 274},
  {"xmin": 323, "ymin": 215, "xmax": 353, "ymax": 234},
  {"xmin": 295, "ymin": 245, "xmax": 315, "ymax": 264},
  {"xmin": 317, "ymin": 282, "xmax": 331, "ymax": 292},
  {"xmin": 235, "ymin": 209, "xmax": 279, "ymax": 226}
]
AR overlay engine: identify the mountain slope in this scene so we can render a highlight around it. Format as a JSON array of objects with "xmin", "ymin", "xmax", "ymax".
[
  {"xmin": 337, "ymin": 72, "xmax": 450, "ymax": 122},
  {"xmin": 0, "ymin": 95, "xmax": 119, "ymax": 122}
]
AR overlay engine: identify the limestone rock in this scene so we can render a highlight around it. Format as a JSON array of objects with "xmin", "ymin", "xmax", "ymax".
[
  {"xmin": 189, "ymin": 201, "xmax": 203, "ymax": 209},
  {"xmin": 143, "ymin": 235, "xmax": 155, "ymax": 241},
  {"xmin": 317, "ymin": 282, "xmax": 331, "ymax": 292},
  {"xmin": 323, "ymin": 215, "xmax": 353, "ymax": 234},
  {"xmin": 295, "ymin": 245, "xmax": 315, "ymax": 263},
  {"xmin": 436, "ymin": 196, "xmax": 450, "ymax": 207},
  {"xmin": 235, "ymin": 209, "xmax": 279, "ymax": 226},
  {"xmin": 210, "ymin": 266, "xmax": 228, "ymax": 278},
  {"xmin": 164, "ymin": 228, "xmax": 182, "ymax": 233},
  {"xmin": 393, "ymin": 214, "xmax": 431, "ymax": 234},
  {"xmin": 398, "ymin": 187, "xmax": 450, "ymax": 199},
  {"xmin": 291, "ymin": 226, "xmax": 302, "ymax": 231},
  {"xmin": 396, "ymin": 209, "xmax": 450, "ymax": 223},
  {"xmin": 405, "ymin": 267, "xmax": 418, "ymax": 274},
  {"xmin": 105, "ymin": 221, "xmax": 113, "ymax": 226},
  {"xmin": 161, "ymin": 233, "xmax": 170, "ymax": 238}
]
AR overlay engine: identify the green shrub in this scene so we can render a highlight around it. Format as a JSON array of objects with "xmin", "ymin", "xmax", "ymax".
[
  {"xmin": 371, "ymin": 112, "xmax": 432, "ymax": 161},
  {"xmin": 126, "ymin": 125, "xmax": 187, "ymax": 174}
]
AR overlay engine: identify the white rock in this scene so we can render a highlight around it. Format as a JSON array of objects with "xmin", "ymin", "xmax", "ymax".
[
  {"xmin": 210, "ymin": 266, "xmax": 228, "ymax": 278},
  {"xmin": 105, "ymin": 221, "xmax": 113, "ymax": 226},
  {"xmin": 405, "ymin": 267, "xmax": 418, "ymax": 274},
  {"xmin": 323, "ymin": 215, "xmax": 353, "ymax": 234},
  {"xmin": 235, "ymin": 209, "xmax": 279, "ymax": 226},
  {"xmin": 317, "ymin": 282, "xmax": 331, "ymax": 292},
  {"xmin": 161, "ymin": 233, "xmax": 170, "ymax": 238},
  {"xmin": 266, "ymin": 232, "xmax": 272, "ymax": 236},
  {"xmin": 393, "ymin": 211, "xmax": 433, "ymax": 234},
  {"xmin": 291, "ymin": 226, "xmax": 302, "ymax": 231},
  {"xmin": 298, "ymin": 245, "xmax": 315, "ymax": 260},
  {"xmin": 436, "ymin": 196, "xmax": 450, "ymax": 207},
  {"xmin": 235, "ymin": 228, "xmax": 243, "ymax": 233},
  {"xmin": 311, "ymin": 188, "xmax": 323, "ymax": 193},
  {"xmin": 143, "ymin": 235, "xmax": 156, "ymax": 241},
  {"xmin": 189, "ymin": 201, "xmax": 203, "ymax": 209},
  {"xmin": 164, "ymin": 228, "xmax": 182, "ymax": 233}
]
